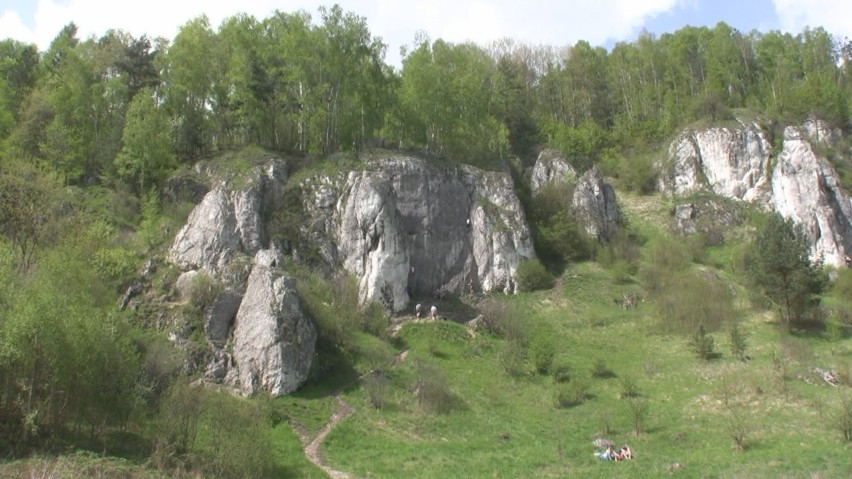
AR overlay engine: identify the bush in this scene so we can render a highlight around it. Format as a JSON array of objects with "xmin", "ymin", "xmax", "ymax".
[
  {"xmin": 515, "ymin": 259, "xmax": 554, "ymax": 292},
  {"xmin": 729, "ymin": 321, "xmax": 748, "ymax": 360},
  {"xmin": 196, "ymin": 392, "xmax": 275, "ymax": 479},
  {"xmin": 527, "ymin": 182, "xmax": 594, "ymax": 262},
  {"xmin": 552, "ymin": 364, "xmax": 572, "ymax": 384},
  {"xmin": 834, "ymin": 393, "xmax": 852, "ymax": 442},
  {"xmin": 689, "ymin": 325, "xmax": 717, "ymax": 360},
  {"xmin": 413, "ymin": 361, "xmax": 457, "ymax": 414},
  {"xmin": 528, "ymin": 330, "xmax": 555, "ymax": 375},
  {"xmin": 653, "ymin": 269, "xmax": 735, "ymax": 335},
  {"xmin": 554, "ymin": 378, "xmax": 590, "ymax": 408},
  {"xmin": 365, "ymin": 371, "xmax": 391, "ymax": 410},
  {"xmin": 626, "ymin": 398, "xmax": 650, "ymax": 435},
  {"xmin": 499, "ymin": 341, "xmax": 528, "ymax": 377},
  {"xmin": 591, "ymin": 358, "xmax": 614, "ymax": 378},
  {"xmin": 618, "ymin": 375, "xmax": 641, "ymax": 398},
  {"xmin": 187, "ymin": 272, "xmax": 221, "ymax": 310}
]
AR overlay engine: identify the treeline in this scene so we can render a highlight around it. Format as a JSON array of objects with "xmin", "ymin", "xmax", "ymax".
[{"xmin": 2, "ymin": 6, "xmax": 852, "ymax": 188}]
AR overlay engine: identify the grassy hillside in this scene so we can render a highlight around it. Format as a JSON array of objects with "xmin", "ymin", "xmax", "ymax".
[{"xmin": 275, "ymin": 190, "xmax": 852, "ymax": 478}]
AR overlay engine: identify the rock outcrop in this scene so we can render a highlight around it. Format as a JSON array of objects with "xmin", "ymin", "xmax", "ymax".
[
  {"xmin": 531, "ymin": 151, "xmax": 619, "ymax": 242},
  {"xmin": 232, "ymin": 248, "xmax": 316, "ymax": 396},
  {"xmin": 572, "ymin": 167, "xmax": 619, "ymax": 241},
  {"xmin": 659, "ymin": 119, "xmax": 771, "ymax": 202},
  {"xmin": 662, "ymin": 118, "xmax": 852, "ymax": 267},
  {"xmin": 168, "ymin": 158, "xmax": 317, "ymax": 397},
  {"xmin": 530, "ymin": 149, "xmax": 576, "ymax": 194},
  {"xmin": 303, "ymin": 154, "xmax": 536, "ymax": 311},
  {"xmin": 166, "ymin": 151, "xmax": 537, "ymax": 393},
  {"xmin": 771, "ymin": 126, "xmax": 852, "ymax": 266}
]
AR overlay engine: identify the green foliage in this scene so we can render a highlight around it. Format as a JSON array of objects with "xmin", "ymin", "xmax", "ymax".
[
  {"xmin": 834, "ymin": 393, "xmax": 852, "ymax": 442},
  {"xmin": 412, "ymin": 360, "xmax": 457, "ymax": 414},
  {"xmin": 0, "ymin": 244, "xmax": 141, "ymax": 443},
  {"xmin": 154, "ymin": 383, "xmax": 275, "ymax": 479},
  {"xmin": 554, "ymin": 378, "xmax": 590, "ymax": 408},
  {"xmin": 542, "ymin": 119, "xmax": 610, "ymax": 172},
  {"xmin": 187, "ymin": 271, "xmax": 222, "ymax": 310},
  {"xmin": 596, "ymin": 229, "xmax": 642, "ymax": 280},
  {"xmin": 729, "ymin": 321, "xmax": 749, "ymax": 360},
  {"xmin": 514, "ymin": 258, "xmax": 554, "ymax": 292},
  {"xmin": 0, "ymin": 163, "xmax": 60, "ymax": 271},
  {"xmin": 689, "ymin": 324, "xmax": 717, "ymax": 360},
  {"xmin": 528, "ymin": 329, "xmax": 556, "ymax": 374},
  {"xmin": 655, "ymin": 270, "xmax": 737, "ymax": 334},
  {"xmin": 745, "ymin": 213, "xmax": 828, "ymax": 329},
  {"xmin": 115, "ymin": 87, "xmax": 176, "ymax": 192},
  {"xmin": 397, "ymin": 39, "xmax": 508, "ymax": 167},
  {"xmin": 195, "ymin": 392, "xmax": 275, "ymax": 479},
  {"xmin": 527, "ymin": 182, "xmax": 594, "ymax": 262},
  {"xmin": 590, "ymin": 358, "xmax": 614, "ymax": 378},
  {"xmin": 294, "ymin": 268, "xmax": 389, "ymax": 351}
]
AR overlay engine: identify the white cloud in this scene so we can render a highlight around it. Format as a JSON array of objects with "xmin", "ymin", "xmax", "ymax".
[
  {"xmin": 1, "ymin": 0, "xmax": 686, "ymax": 66},
  {"xmin": 773, "ymin": 0, "xmax": 852, "ymax": 39}
]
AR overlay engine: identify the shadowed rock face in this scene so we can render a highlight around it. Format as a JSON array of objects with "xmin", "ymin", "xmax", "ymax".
[
  {"xmin": 572, "ymin": 167, "xmax": 619, "ymax": 242},
  {"xmin": 329, "ymin": 156, "xmax": 535, "ymax": 311},
  {"xmin": 662, "ymin": 118, "xmax": 852, "ymax": 267}
]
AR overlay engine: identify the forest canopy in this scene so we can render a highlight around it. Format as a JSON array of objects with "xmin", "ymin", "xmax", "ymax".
[{"xmin": 2, "ymin": 5, "xmax": 851, "ymax": 182}]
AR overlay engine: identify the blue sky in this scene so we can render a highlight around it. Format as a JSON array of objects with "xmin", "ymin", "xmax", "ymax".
[{"xmin": 1, "ymin": 0, "xmax": 850, "ymax": 67}]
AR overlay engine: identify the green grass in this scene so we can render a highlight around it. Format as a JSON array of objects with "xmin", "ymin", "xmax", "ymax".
[
  {"xmin": 306, "ymin": 289, "xmax": 851, "ymax": 478},
  {"xmin": 272, "ymin": 193, "xmax": 852, "ymax": 478}
]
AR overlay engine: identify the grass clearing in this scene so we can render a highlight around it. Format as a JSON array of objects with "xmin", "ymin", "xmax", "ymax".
[{"xmin": 272, "ymin": 192, "xmax": 852, "ymax": 478}]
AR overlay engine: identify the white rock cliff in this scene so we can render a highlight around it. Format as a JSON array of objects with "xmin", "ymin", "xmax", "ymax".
[{"xmin": 663, "ymin": 119, "xmax": 852, "ymax": 267}]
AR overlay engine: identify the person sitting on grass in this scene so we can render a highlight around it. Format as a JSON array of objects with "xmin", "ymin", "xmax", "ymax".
[
  {"xmin": 617, "ymin": 444, "xmax": 633, "ymax": 460},
  {"xmin": 598, "ymin": 445, "xmax": 617, "ymax": 461}
]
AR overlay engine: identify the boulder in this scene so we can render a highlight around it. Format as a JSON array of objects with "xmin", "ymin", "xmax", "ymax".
[
  {"xmin": 530, "ymin": 149, "xmax": 577, "ymax": 195},
  {"xmin": 231, "ymin": 249, "xmax": 316, "ymax": 396},
  {"xmin": 572, "ymin": 166, "xmax": 618, "ymax": 242}
]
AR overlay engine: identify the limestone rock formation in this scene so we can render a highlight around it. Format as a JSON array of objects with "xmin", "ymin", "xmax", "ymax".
[
  {"xmin": 232, "ymin": 248, "xmax": 316, "ymax": 396},
  {"xmin": 572, "ymin": 167, "xmax": 619, "ymax": 241},
  {"xmin": 168, "ymin": 158, "xmax": 286, "ymax": 274},
  {"xmin": 167, "ymin": 152, "xmax": 536, "ymax": 394},
  {"xmin": 663, "ymin": 118, "xmax": 852, "ymax": 267},
  {"xmin": 302, "ymin": 154, "xmax": 535, "ymax": 310},
  {"xmin": 530, "ymin": 149, "xmax": 576, "ymax": 194},
  {"xmin": 660, "ymin": 119, "xmax": 771, "ymax": 202},
  {"xmin": 770, "ymin": 126, "xmax": 852, "ymax": 266},
  {"xmin": 168, "ymin": 158, "xmax": 318, "ymax": 396},
  {"xmin": 530, "ymin": 151, "xmax": 619, "ymax": 242},
  {"xmin": 337, "ymin": 171, "xmax": 410, "ymax": 311}
]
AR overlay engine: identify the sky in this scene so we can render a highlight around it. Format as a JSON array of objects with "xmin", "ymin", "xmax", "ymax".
[{"xmin": 1, "ymin": 0, "xmax": 851, "ymax": 68}]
